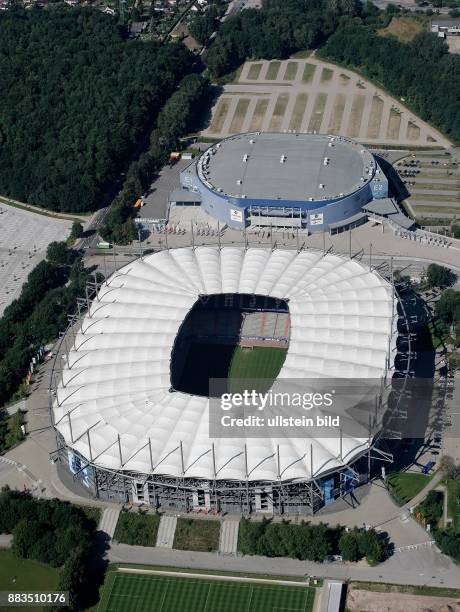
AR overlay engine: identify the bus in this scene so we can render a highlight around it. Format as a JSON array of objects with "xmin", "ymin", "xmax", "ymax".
[{"xmin": 96, "ymin": 241, "xmax": 112, "ymax": 249}]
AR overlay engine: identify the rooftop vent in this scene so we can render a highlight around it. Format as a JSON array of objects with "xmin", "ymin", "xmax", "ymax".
[
  {"xmin": 280, "ymin": 155, "xmax": 286, "ymax": 163},
  {"xmin": 319, "ymin": 184, "xmax": 325, "ymax": 189},
  {"xmin": 243, "ymin": 154, "xmax": 249, "ymax": 162},
  {"xmin": 236, "ymin": 179, "xmax": 242, "ymax": 185}
]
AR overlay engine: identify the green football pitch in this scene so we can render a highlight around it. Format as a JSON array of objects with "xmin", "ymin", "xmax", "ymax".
[
  {"xmin": 98, "ymin": 572, "xmax": 315, "ymax": 612},
  {"xmin": 228, "ymin": 346, "xmax": 287, "ymax": 394}
]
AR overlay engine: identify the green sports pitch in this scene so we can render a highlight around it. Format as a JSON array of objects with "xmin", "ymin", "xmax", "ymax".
[
  {"xmin": 98, "ymin": 571, "xmax": 315, "ymax": 612},
  {"xmin": 228, "ymin": 346, "xmax": 287, "ymax": 394}
]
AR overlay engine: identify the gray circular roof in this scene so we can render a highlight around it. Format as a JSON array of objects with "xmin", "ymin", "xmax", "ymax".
[{"xmin": 197, "ymin": 133, "xmax": 376, "ymax": 202}]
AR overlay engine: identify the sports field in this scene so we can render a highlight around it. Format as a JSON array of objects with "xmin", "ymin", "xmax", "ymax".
[
  {"xmin": 228, "ymin": 346, "xmax": 287, "ymax": 393},
  {"xmin": 174, "ymin": 341, "xmax": 287, "ymax": 396},
  {"xmin": 98, "ymin": 571, "xmax": 315, "ymax": 612}
]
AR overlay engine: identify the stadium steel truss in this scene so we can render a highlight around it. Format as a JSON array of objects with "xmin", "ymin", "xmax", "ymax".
[{"xmin": 49, "ymin": 244, "xmax": 412, "ymax": 515}]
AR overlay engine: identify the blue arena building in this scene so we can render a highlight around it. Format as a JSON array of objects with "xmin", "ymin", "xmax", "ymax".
[{"xmin": 178, "ymin": 133, "xmax": 388, "ymax": 233}]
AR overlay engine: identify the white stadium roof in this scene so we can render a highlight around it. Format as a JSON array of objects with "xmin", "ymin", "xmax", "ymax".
[{"xmin": 53, "ymin": 247, "xmax": 395, "ymax": 483}]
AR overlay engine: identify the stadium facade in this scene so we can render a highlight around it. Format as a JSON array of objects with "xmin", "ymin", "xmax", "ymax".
[
  {"xmin": 51, "ymin": 246, "xmax": 407, "ymax": 514},
  {"xmin": 179, "ymin": 133, "xmax": 388, "ymax": 233}
]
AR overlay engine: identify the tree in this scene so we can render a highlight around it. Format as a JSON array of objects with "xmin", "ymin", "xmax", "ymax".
[
  {"xmin": 451, "ymin": 224, "xmax": 460, "ymax": 239},
  {"xmin": 434, "ymin": 528, "xmax": 460, "ymax": 563},
  {"xmin": 70, "ymin": 221, "xmax": 83, "ymax": 240},
  {"xmin": 338, "ymin": 529, "xmax": 361, "ymax": 561},
  {"xmin": 46, "ymin": 242, "xmax": 71, "ymax": 266},
  {"xmin": 358, "ymin": 529, "xmax": 386, "ymax": 565},
  {"xmin": 0, "ymin": 8, "xmax": 194, "ymax": 213},
  {"xmin": 12, "ymin": 519, "xmax": 43, "ymax": 558},
  {"xmin": 439, "ymin": 455, "xmax": 458, "ymax": 479},
  {"xmin": 426, "ymin": 264, "xmax": 454, "ymax": 288},
  {"xmin": 436, "ymin": 289, "xmax": 460, "ymax": 325},
  {"xmin": 417, "ymin": 491, "xmax": 443, "ymax": 525}
]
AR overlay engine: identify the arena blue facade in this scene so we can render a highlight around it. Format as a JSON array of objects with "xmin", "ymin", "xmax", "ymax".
[{"xmin": 179, "ymin": 133, "xmax": 388, "ymax": 233}]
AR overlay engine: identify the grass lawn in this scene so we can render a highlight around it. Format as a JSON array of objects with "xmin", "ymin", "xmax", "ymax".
[
  {"xmin": 378, "ymin": 15, "xmax": 425, "ymax": 43},
  {"xmin": 320, "ymin": 67, "xmax": 333, "ymax": 83},
  {"xmin": 228, "ymin": 346, "xmax": 287, "ymax": 394},
  {"xmin": 210, "ymin": 98, "xmax": 231, "ymax": 132},
  {"xmin": 173, "ymin": 518, "xmax": 220, "ymax": 552},
  {"xmin": 249, "ymin": 98, "xmax": 269, "ymax": 131},
  {"xmin": 0, "ymin": 550, "xmax": 59, "ymax": 612},
  {"xmin": 290, "ymin": 49, "xmax": 312, "ymax": 58},
  {"xmin": 301, "ymin": 62, "xmax": 316, "ymax": 83},
  {"xmin": 229, "ymin": 98, "xmax": 250, "ymax": 133},
  {"xmin": 265, "ymin": 61, "xmax": 281, "ymax": 80},
  {"xmin": 307, "ymin": 93, "xmax": 327, "ymax": 133},
  {"xmin": 247, "ymin": 63, "xmax": 263, "ymax": 80},
  {"xmin": 289, "ymin": 93, "xmax": 308, "ymax": 131},
  {"xmin": 269, "ymin": 93, "xmax": 290, "ymax": 131},
  {"xmin": 283, "ymin": 61, "xmax": 299, "ymax": 81},
  {"xmin": 387, "ymin": 472, "xmax": 431, "ymax": 506},
  {"xmin": 413, "ymin": 205, "xmax": 460, "ymax": 215},
  {"xmin": 114, "ymin": 512, "xmax": 161, "ymax": 547},
  {"xmin": 98, "ymin": 571, "xmax": 315, "ymax": 612},
  {"xmin": 413, "ymin": 183, "xmax": 460, "ymax": 192},
  {"xmin": 81, "ymin": 505, "xmax": 102, "ymax": 527}
]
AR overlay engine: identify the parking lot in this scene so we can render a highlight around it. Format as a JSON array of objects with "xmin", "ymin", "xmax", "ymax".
[
  {"xmin": 140, "ymin": 158, "xmax": 193, "ymax": 221},
  {"xmin": 203, "ymin": 56, "xmax": 449, "ymax": 147},
  {"xmin": 396, "ymin": 151, "xmax": 460, "ymax": 221},
  {"xmin": 0, "ymin": 204, "xmax": 71, "ymax": 316}
]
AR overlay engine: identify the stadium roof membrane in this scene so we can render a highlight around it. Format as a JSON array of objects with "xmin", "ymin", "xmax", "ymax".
[
  {"xmin": 54, "ymin": 247, "xmax": 394, "ymax": 483},
  {"xmin": 199, "ymin": 133, "xmax": 375, "ymax": 201}
]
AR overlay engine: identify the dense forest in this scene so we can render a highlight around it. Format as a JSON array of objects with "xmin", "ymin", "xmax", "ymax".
[
  {"xmin": 0, "ymin": 243, "xmax": 94, "ymax": 413},
  {"xmin": 101, "ymin": 73, "xmax": 210, "ymax": 243},
  {"xmin": 0, "ymin": 7, "xmax": 194, "ymax": 213},
  {"xmin": 203, "ymin": 0, "xmax": 346, "ymax": 78},
  {"xmin": 0, "ymin": 489, "xmax": 99, "ymax": 610}
]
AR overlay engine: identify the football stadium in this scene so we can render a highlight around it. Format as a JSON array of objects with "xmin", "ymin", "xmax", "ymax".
[
  {"xmin": 51, "ymin": 246, "xmax": 408, "ymax": 514},
  {"xmin": 179, "ymin": 133, "xmax": 388, "ymax": 233}
]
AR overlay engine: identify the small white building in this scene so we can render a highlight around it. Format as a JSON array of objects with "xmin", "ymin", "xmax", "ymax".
[{"xmin": 431, "ymin": 20, "xmax": 460, "ymax": 36}]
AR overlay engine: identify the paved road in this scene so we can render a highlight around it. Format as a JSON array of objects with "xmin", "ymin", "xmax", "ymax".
[
  {"xmin": 77, "ymin": 207, "xmax": 110, "ymax": 250},
  {"xmin": 371, "ymin": 0, "xmax": 449, "ymax": 13},
  {"xmin": 108, "ymin": 542, "xmax": 460, "ymax": 588}
]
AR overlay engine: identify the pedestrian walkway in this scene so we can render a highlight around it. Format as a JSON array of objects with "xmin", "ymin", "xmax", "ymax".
[
  {"xmin": 98, "ymin": 507, "xmax": 120, "ymax": 539},
  {"xmin": 219, "ymin": 519, "xmax": 239, "ymax": 555},
  {"xmin": 156, "ymin": 515, "xmax": 177, "ymax": 548}
]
